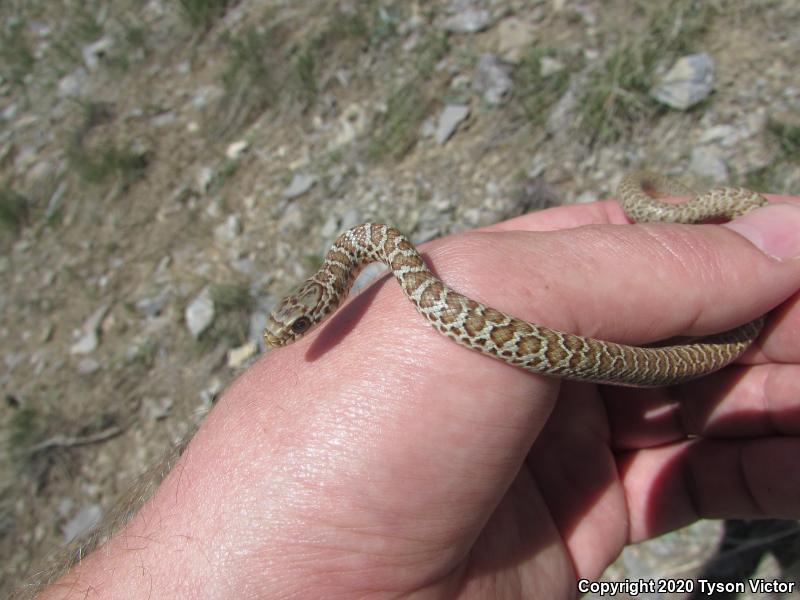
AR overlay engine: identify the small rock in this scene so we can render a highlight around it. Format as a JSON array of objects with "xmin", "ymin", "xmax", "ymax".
[
  {"xmin": 278, "ymin": 203, "xmax": 305, "ymax": 233},
  {"xmin": 495, "ymin": 17, "xmax": 536, "ymax": 63},
  {"xmin": 214, "ymin": 214, "xmax": 242, "ymax": 245},
  {"xmin": 690, "ymin": 147, "xmax": 728, "ymax": 183},
  {"xmin": 150, "ymin": 111, "xmax": 176, "ymax": 128},
  {"xmin": 225, "ymin": 139, "xmax": 249, "ymax": 160},
  {"xmin": 472, "ymin": 53, "xmax": 513, "ymax": 106},
  {"xmin": 142, "ymin": 396, "xmax": 173, "ymax": 420},
  {"xmin": 283, "ymin": 173, "xmax": 316, "ymax": 199},
  {"xmin": 70, "ymin": 303, "xmax": 110, "ymax": 355},
  {"xmin": 227, "ymin": 341, "xmax": 258, "ymax": 368},
  {"xmin": 57, "ymin": 498, "xmax": 74, "ymax": 517},
  {"xmin": 185, "ymin": 287, "xmax": 214, "ymax": 338},
  {"xmin": 320, "ymin": 214, "xmax": 340, "ymax": 238},
  {"xmin": 4, "ymin": 352, "xmax": 24, "ymax": 371},
  {"xmin": 2, "ymin": 103, "xmax": 18, "ymax": 120},
  {"xmin": 82, "ymin": 36, "xmax": 115, "ymax": 71},
  {"xmin": 70, "ymin": 331, "xmax": 98, "ymax": 355},
  {"xmin": 540, "ymin": 56, "xmax": 565, "ymax": 77},
  {"xmin": 196, "ymin": 167, "xmax": 214, "ymax": 193},
  {"xmin": 135, "ymin": 290, "xmax": 170, "ymax": 318},
  {"xmin": 698, "ymin": 124, "xmax": 737, "ymax": 144},
  {"xmin": 250, "ymin": 309, "xmax": 269, "ymax": 349},
  {"xmin": 340, "ymin": 207, "xmax": 363, "ymax": 231},
  {"xmin": 57, "ymin": 69, "xmax": 88, "ymax": 98},
  {"xmin": 440, "ymin": 8, "xmax": 493, "ymax": 33},
  {"xmin": 199, "ymin": 377, "xmax": 223, "ymax": 409},
  {"xmin": 62, "ymin": 504, "xmax": 103, "ymax": 544},
  {"xmin": 76, "ymin": 358, "xmax": 100, "ymax": 375},
  {"xmin": 334, "ymin": 104, "xmax": 367, "ymax": 147},
  {"xmin": 650, "ymin": 52, "xmax": 714, "ymax": 111},
  {"xmin": 435, "ymin": 104, "xmax": 470, "ymax": 145},
  {"xmin": 419, "ymin": 116, "xmax": 437, "ymax": 138}
]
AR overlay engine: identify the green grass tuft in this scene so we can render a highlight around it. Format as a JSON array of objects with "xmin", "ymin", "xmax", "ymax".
[
  {"xmin": 513, "ymin": 48, "xmax": 574, "ymax": 125},
  {"xmin": 0, "ymin": 188, "xmax": 29, "ymax": 233},
  {"xmin": 369, "ymin": 83, "xmax": 430, "ymax": 161},
  {"xmin": 577, "ymin": 0, "xmax": 714, "ymax": 143},
  {"xmin": 0, "ymin": 20, "xmax": 35, "ymax": 87},
  {"xmin": 178, "ymin": 0, "xmax": 232, "ymax": 30}
]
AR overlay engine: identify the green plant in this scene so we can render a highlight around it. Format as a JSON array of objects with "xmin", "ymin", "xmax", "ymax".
[
  {"xmin": 7, "ymin": 406, "xmax": 43, "ymax": 466},
  {"xmin": 218, "ymin": 24, "xmax": 285, "ymax": 131},
  {"xmin": 768, "ymin": 116, "xmax": 800, "ymax": 161},
  {"xmin": 178, "ymin": 0, "xmax": 232, "ymax": 30},
  {"xmin": 369, "ymin": 83, "xmax": 430, "ymax": 161},
  {"xmin": 578, "ymin": 0, "xmax": 714, "ymax": 143},
  {"xmin": 68, "ymin": 138, "xmax": 149, "ymax": 186},
  {"xmin": 197, "ymin": 282, "xmax": 254, "ymax": 351},
  {"xmin": 0, "ymin": 188, "xmax": 29, "ymax": 233},
  {"xmin": 0, "ymin": 20, "xmax": 35, "ymax": 87},
  {"xmin": 513, "ymin": 48, "xmax": 573, "ymax": 125},
  {"xmin": 48, "ymin": 2, "xmax": 104, "ymax": 69}
]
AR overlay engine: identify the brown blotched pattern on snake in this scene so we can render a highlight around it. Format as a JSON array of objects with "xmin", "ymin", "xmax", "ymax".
[{"xmin": 264, "ymin": 171, "xmax": 768, "ymax": 387}]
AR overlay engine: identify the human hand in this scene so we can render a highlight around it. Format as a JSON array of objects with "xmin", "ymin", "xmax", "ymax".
[{"xmin": 40, "ymin": 196, "xmax": 800, "ymax": 599}]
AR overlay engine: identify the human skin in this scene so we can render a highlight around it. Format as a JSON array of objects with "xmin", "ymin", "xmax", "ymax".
[{"xmin": 39, "ymin": 196, "xmax": 800, "ymax": 599}]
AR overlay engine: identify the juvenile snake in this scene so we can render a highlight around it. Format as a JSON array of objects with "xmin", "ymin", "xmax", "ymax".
[{"xmin": 264, "ymin": 171, "xmax": 768, "ymax": 387}]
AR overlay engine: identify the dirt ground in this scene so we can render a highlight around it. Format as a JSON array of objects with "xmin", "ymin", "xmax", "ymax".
[{"xmin": 1, "ymin": 1, "xmax": 798, "ymax": 597}]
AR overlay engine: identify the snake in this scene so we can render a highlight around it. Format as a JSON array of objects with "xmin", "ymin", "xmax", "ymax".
[{"xmin": 263, "ymin": 171, "xmax": 768, "ymax": 387}]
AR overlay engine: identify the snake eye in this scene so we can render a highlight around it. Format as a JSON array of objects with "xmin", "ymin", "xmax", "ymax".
[{"xmin": 291, "ymin": 317, "xmax": 312, "ymax": 335}]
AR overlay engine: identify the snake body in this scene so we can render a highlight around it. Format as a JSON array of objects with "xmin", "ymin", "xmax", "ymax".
[{"xmin": 264, "ymin": 171, "xmax": 768, "ymax": 387}]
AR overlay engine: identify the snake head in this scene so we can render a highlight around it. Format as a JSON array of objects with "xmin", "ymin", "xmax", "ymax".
[{"xmin": 263, "ymin": 280, "xmax": 325, "ymax": 348}]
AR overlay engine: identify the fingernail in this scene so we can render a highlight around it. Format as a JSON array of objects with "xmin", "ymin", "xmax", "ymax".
[{"xmin": 725, "ymin": 203, "xmax": 800, "ymax": 260}]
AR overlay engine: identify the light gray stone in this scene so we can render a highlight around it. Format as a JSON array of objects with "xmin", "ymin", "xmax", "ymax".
[
  {"xmin": 225, "ymin": 139, "xmax": 249, "ymax": 160},
  {"xmin": 283, "ymin": 173, "xmax": 316, "ymax": 199},
  {"xmin": 70, "ymin": 303, "xmax": 110, "ymax": 355},
  {"xmin": 441, "ymin": 8, "xmax": 492, "ymax": 33},
  {"xmin": 472, "ymin": 53, "xmax": 513, "ymax": 106},
  {"xmin": 651, "ymin": 53, "xmax": 714, "ymax": 111},
  {"xmin": 57, "ymin": 69, "xmax": 88, "ymax": 98},
  {"xmin": 76, "ymin": 358, "xmax": 100, "ymax": 375},
  {"xmin": 82, "ymin": 36, "xmax": 115, "ymax": 71},
  {"xmin": 435, "ymin": 104, "xmax": 470, "ymax": 145},
  {"xmin": 185, "ymin": 287, "xmax": 214, "ymax": 338},
  {"xmin": 214, "ymin": 214, "xmax": 242, "ymax": 245},
  {"xmin": 62, "ymin": 504, "xmax": 103, "ymax": 543},
  {"xmin": 690, "ymin": 147, "xmax": 728, "ymax": 184}
]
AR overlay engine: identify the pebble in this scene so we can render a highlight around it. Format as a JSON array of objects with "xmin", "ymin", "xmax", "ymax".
[
  {"xmin": 57, "ymin": 69, "xmax": 88, "ymax": 98},
  {"xmin": 278, "ymin": 202, "xmax": 305, "ymax": 233},
  {"xmin": 650, "ymin": 53, "xmax": 715, "ymax": 110},
  {"xmin": 135, "ymin": 290, "xmax": 171, "ymax": 318},
  {"xmin": 283, "ymin": 173, "xmax": 316, "ymax": 199},
  {"xmin": 339, "ymin": 207, "xmax": 363, "ymax": 231},
  {"xmin": 150, "ymin": 112, "xmax": 176, "ymax": 128},
  {"xmin": 472, "ymin": 53, "xmax": 513, "ymax": 106},
  {"xmin": 196, "ymin": 167, "xmax": 214, "ymax": 193},
  {"xmin": 142, "ymin": 396, "xmax": 173, "ymax": 420},
  {"xmin": 690, "ymin": 147, "xmax": 728, "ymax": 183},
  {"xmin": 440, "ymin": 8, "xmax": 493, "ymax": 33},
  {"xmin": 82, "ymin": 36, "xmax": 115, "ymax": 71},
  {"xmin": 225, "ymin": 140, "xmax": 249, "ymax": 160},
  {"xmin": 227, "ymin": 341, "xmax": 258, "ymax": 368},
  {"xmin": 436, "ymin": 104, "xmax": 470, "ymax": 145},
  {"xmin": 62, "ymin": 504, "xmax": 103, "ymax": 544},
  {"xmin": 70, "ymin": 303, "xmax": 110, "ymax": 355},
  {"xmin": 76, "ymin": 358, "xmax": 100, "ymax": 375},
  {"xmin": 185, "ymin": 287, "xmax": 214, "ymax": 338},
  {"xmin": 214, "ymin": 214, "xmax": 242, "ymax": 245}
]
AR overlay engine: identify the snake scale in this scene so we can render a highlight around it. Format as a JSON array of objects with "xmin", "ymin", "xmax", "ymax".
[{"xmin": 264, "ymin": 171, "xmax": 768, "ymax": 387}]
